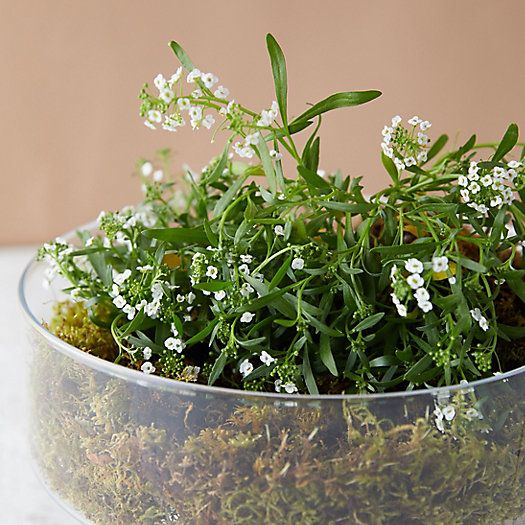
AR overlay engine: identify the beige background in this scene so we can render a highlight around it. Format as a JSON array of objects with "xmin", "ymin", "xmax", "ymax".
[{"xmin": 2, "ymin": 0, "xmax": 525, "ymax": 244}]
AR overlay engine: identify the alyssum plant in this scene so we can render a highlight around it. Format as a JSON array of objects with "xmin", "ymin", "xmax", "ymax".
[{"xmin": 40, "ymin": 34, "xmax": 525, "ymax": 395}]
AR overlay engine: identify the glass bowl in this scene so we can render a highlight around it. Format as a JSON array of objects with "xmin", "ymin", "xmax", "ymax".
[{"xmin": 19, "ymin": 227, "xmax": 525, "ymax": 525}]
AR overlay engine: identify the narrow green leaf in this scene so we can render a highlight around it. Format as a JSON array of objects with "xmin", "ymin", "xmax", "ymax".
[
  {"xmin": 404, "ymin": 354, "xmax": 433, "ymax": 383},
  {"xmin": 291, "ymin": 91, "xmax": 381, "ymax": 125},
  {"xmin": 208, "ymin": 351, "xmax": 228, "ymax": 385},
  {"xmin": 425, "ymin": 134, "xmax": 448, "ymax": 163},
  {"xmin": 213, "ymin": 174, "xmax": 247, "ymax": 216},
  {"xmin": 297, "ymin": 165, "xmax": 330, "ymax": 190},
  {"xmin": 323, "ymin": 201, "xmax": 374, "ymax": 214},
  {"xmin": 193, "ymin": 281, "xmax": 231, "ymax": 292},
  {"xmin": 145, "ymin": 226, "xmax": 209, "ymax": 245},
  {"xmin": 205, "ymin": 144, "xmax": 230, "ymax": 185},
  {"xmin": 352, "ymin": 312, "xmax": 385, "ymax": 333},
  {"xmin": 186, "ymin": 318, "xmax": 220, "ymax": 346},
  {"xmin": 492, "ymin": 123, "xmax": 519, "ymax": 163},
  {"xmin": 204, "ymin": 220, "xmax": 218, "ymax": 246},
  {"xmin": 302, "ymin": 345, "xmax": 319, "ymax": 395},
  {"xmin": 319, "ymin": 333, "xmax": 338, "ymax": 376},
  {"xmin": 453, "ymin": 256, "xmax": 487, "ymax": 273},
  {"xmin": 168, "ymin": 41, "xmax": 194, "ymax": 70},
  {"xmin": 257, "ymin": 134, "xmax": 277, "ymax": 194},
  {"xmin": 381, "ymin": 152, "xmax": 398, "ymax": 183},
  {"xmin": 266, "ymin": 34, "xmax": 288, "ymax": 129},
  {"xmin": 269, "ymin": 254, "xmax": 292, "ymax": 290}
]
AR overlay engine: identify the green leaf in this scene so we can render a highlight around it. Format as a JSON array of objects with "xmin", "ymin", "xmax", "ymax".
[
  {"xmin": 371, "ymin": 241, "xmax": 437, "ymax": 257},
  {"xmin": 208, "ymin": 351, "xmax": 228, "ymax": 385},
  {"xmin": 213, "ymin": 174, "xmax": 247, "ymax": 216},
  {"xmin": 319, "ymin": 333, "xmax": 338, "ymax": 376},
  {"xmin": 193, "ymin": 281, "xmax": 231, "ymax": 292},
  {"xmin": 297, "ymin": 165, "xmax": 330, "ymax": 190},
  {"xmin": 144, "ymin": 226, "xmax": 209, "ymax": 246},
  {"xmin": 352, "ymin": 312, "xmax": 385, "ymax": 333},
  {"xmin": 168, "ymin": 41, "xmax": 194, "ymax": 70},
  {"xmin": 426, "ymin": 134, "xmax": 448, "ymax": 163},
  {"xmin": 404, "ymin": 354, "xmax": 433, "ymax": 383},
  {"xmin": 304, "ymin": 312, "xmax": 344, "ymax": 337},
  {"xmin": 323, "ymin": 201, "xmax": 374, "ymax": 214},
  {"xmin": 381, "ymin": 152, "xmax": 398, "ymax": 183},
  {"xmin": 266, "ymin": 34, "xmax": 288, "ymax": 130},
  {"xmin": 205, "ymin": 144, "xmax": 230, "ymax": 185},
  {"xmin": 368, "ymin": 355, "xmax": 399, "ymax": 367},
  {"xmin": 302, "ymin": 345, "xmax": 319, "ymax": 395},
  {"xmin": 492, "ymin": 123, "xmax": 519, "ymax": 163},
  {"xmin": 257, "ymin": 134, "xmax": 277, "ymax": 194},
  {"xmin": 453, "ymin": 256, "xmax": 487, "ymax": 273},
  {"xmin": 291, "ymin": 91, "xmax": 381, "ymax": 126},
  {"xmin": 269, "ymin": 254, "xmax": 292, "ymax": 290},
  {"xmin": 186, "ymin": 318, "xmax": 220, "ymax": 346},
  {"xmin": 302, "ymin": 136, "xmax": 321, "ymax": 173},
  {"xmin": 204, "ymin": 220, "xmax": 218, "ymax": 246}
]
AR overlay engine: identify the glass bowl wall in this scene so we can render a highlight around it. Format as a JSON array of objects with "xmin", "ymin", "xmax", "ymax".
[{"xmin": 19, "ymin": 237, "xmax": 525, "ymax": 525}]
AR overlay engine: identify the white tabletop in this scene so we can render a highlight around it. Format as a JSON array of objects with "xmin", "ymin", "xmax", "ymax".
[{"xmin": 0, "ymin": 247, "xmax": 76, "ymax": 525}]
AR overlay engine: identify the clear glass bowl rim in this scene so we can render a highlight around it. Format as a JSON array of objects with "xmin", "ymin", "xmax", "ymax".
[{"xmin": 18, "ymin": 221, "xmax": 525, "ymax": 402}]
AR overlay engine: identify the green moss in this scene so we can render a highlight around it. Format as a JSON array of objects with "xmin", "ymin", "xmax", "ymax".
[{"xmin": 29, "ymin": 305, "xmax": 525, "ymax": 524}]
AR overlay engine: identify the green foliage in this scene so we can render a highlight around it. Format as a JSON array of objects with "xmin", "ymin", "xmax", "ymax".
[{"xmin": 38, "ymin": 35, "xmax": 525, "ymax": 395}]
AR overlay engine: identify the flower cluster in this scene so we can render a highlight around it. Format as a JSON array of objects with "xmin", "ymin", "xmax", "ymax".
[
  {"xmin": 381, "ymin": 115, "xmax": 431, "ymax": 170},
  {"xmin": 458, "ymin": 160, "xmax": 523, "ymax": 214}
]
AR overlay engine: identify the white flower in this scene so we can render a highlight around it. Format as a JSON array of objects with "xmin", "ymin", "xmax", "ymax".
[
  {"xmin": 468, "ymin": 162, "xmax": 480, "ymax": 177},
  {"xmin": 186, "ymin": 68, "xmax": 202, "ymax": 83},
  {"xmin": 240, "ymin": 254, "xmax": 253, "ymax": 264},
  {"xmin": 405, "ymin": 156, "xmax": 416, "ymax": 167},
  {"xmin": 417, "ymin": 151, "xmax": 428, "ymax": 162},
  {"xmin": 470, "ymin": 308, "xmax": 482, "ymax": 321},
  {"xmin": 407, "ymin": 273, "xmax": 425, "ymax": 290},
  {"xmin": 202, "ymin": 114, "xmax": 216, "ymax": 129},
  {"xmin": 147, "ymin": 110, "xmax": 162, "ymax": 123},
  {"xmin": 390, "ymin": 264, "xmax": 398, "ymax": 281},
  {"xmin": 274, "ymin": 225, "xmax": 285, "ymax": 236},
  {"xmin": 238, "ymin": 263, "xmax": 250, "ymax": 275},
  {"xmin": 394, "ymin": 157, "xmax": 405, "ymax": 171},
  {"xmin": 468, "ymin": 181, "xmax": 481, "ymax": 194},
  {"xmin": 458, "ymin": 175, "xmax": 468, "ymax": 187},
  {"xmin": 159, "ymin": 89, "xmax": 174, "ymax": 104},
  {"xmin": 432, "ymin": 256, "xmax": 449, "ymax": 273},
  {"xmin": 153, "ymin": 170, "xmax": 163, "ymax": 182},
  {"xmin": 233, "ymin": 141, "xmax": 255, "ymax": 159},
  {"xmin": 201, "ymin": 72, "xmax": 218, "ymax": 88},
  {"xmin": 141, "ymin": 162, "xmax": 153, "ymax": 176},
  {"xmin": 490, "ymin": 195, "xmax": 503, "ymax": 208},
  {"xmin": 143, "ymin": 346, "xmax": 152, "ymax": 360},
  {"xmin": 448, "ymin": 276, "xmax": 456, "ymax": 285},
  {"xmin": 418, "ymin": 300, "xmax": 433, "ymax": 313},
  {"xmin": 391, "ymin": 292, "xmax": 401, "ymax": 306},
  {"xmin": 206, "ymin": 265, "xmax": 218, "ymax": 279},
  {"xmin": 214, "ymin": 85, "xmax": 230, "ymax": 98},
  {"xmin": 113, "ymin": 295, "xmax": 126, "ymax": 309},
  {"xmin": 270, "ymin": 149, "xmax": 283, "ymax": 160},
  {"xmin": 257, "ymin": 101, "xmax": 279, "ymax": 126},
  {"xmin": 381, "ymin": 144, "xmax": 394, "ymax": 158},
  {"xmin": 435, "ymin": 418, "xmax": 445, "ymax": 433},
  {"xmin": 382, "ymin": 125, "xmax": 393, "ymax": 137},
  {"xmin": 408, "ymin": 115, "xmax": 421, "ymax": 126},
  {"xmin": 405, "ymin": 258, "xmax": 424, "ymax": 274},
  {"xmin": 123, "ymin": 304, "xmax": 136, "ymax": 320},
  {"xmin": 460, "ymin": 188, "xmax": 470, "ymax": 202},
  {"xmin": 466, "ymin": 407, "xmax": 482, "ymax": 419},
  {"xmin": 176, "ymin": 294, "xmax": 186, "ymax": 303},
  {"xmin": 162, "ymin": 114, "xmax": 185, "ymax": 132},
  {"xmin": 189, "ymin": 105, "xmax": 203, "ymax": 121},
  {"xmin": 417, "ymin": 132, "xmax": 429, "ymax": 145},
  {"xmin": 391, "ymin": 115, "xmax": 402, "ymax": 127},
  {"xmin": 244, "ymin": 132, "xmax": 260, "ymax": 146},
  {"xmin": 291, "ymin": 257, "xmax": 305, "ymax": 270},
  {"xmin": 113, "ymin": 269, "xmax": 132, "ymax": 285},
  {"xmin": 141, "ymin": 362, "xmax": 156, "ymax": 374},
  {"xmin": 240, "ymin": 283, "xmax": 254, "ymax": 297},
  {"xmin": 260, "ymin": 350, "xmax": 275, "ymax": 366},
  {"xmin": 274, "ymin": 379, "xmax": 283, "ymax": 392},
  {"xmin": 240, "ymin": 312, "xmax": 255, "ymax": 323},
  {"xmin": 480, "ymin": 174, "xmax": 493, "ymax": 187},
  {"xmin": 479, "ymin": 318, "xmax": 489, "ymax": 331},
  {"xmin": 442, "ymin": 405, "xmax": 456, "ymax": 421},
  {"xmin": 177, "ymin": 98, "xmax": 191, "ymax": 111},
  {"xmin": 239, "ymin": 359, "xmax": 253, "ymax": 377},
  {"xmin": 165, "ymin": 337, "xmax": 185, "ymax": 353},
  {"xmin": 191, "ymin": 88, "xmax": 203, "ymax": 98},
  {"xmin": 420, "ymin": 120, "xmax": 432, "ymax": 131},
  {"xmin": 214, "ymin": 289, "xmax": 226, "ymax": 301},
  {"xmin": 396, "ymin": 303, "xmax": 408, "ymax": 317},
  {"xmin": 508, "ymin": 160, "xmax": 522, "ymax": 169},
  {"xmin": 414, "ymin": 287, "xmax": 430, "ymax": 302},
  {"xmin": 168, "ymin": 67, "xmax": 183, "ymax": 85},
  {"xmin": 283, "ymin": 382, "xmax": 298, "ymax": 394},
  {"xmin": 154, "ymin": 73, "xmax": 167, "ymax": 91},
  {"xmin": 110, "ymin": 282, "xmax": 120, "ymax": 296}
]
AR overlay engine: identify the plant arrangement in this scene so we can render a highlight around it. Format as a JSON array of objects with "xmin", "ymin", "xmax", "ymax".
[
  {"xmin": 39, "ymin": 34, "xmax": 525, "ymax": 397},
  {"xmin": 28, "ymin": 34, "xmax": 525, "ymax": 525}
]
